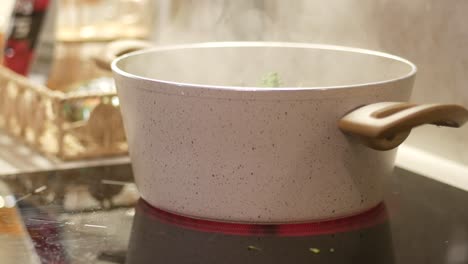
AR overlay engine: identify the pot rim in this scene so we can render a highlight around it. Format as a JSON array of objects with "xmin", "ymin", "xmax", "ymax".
[{"xmin": 111, "ymin": 41, "xmax": 417, "ymax": 92}]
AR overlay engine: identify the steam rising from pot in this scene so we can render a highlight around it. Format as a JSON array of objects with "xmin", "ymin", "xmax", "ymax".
[
  {"xmin": 152, "ymin": 0, "xmax": 381, "ymax": 48},
  {"xmin": 146, "ymin": 0, "xmax": 394, "ymax": 88}
]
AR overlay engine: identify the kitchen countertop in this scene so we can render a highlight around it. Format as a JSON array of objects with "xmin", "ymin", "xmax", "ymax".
[{"xmin": 0, "ymin": 164, "xmax": 467, "ymax": 264}]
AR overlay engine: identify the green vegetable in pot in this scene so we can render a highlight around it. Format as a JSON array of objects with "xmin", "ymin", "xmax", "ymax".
[{"xmin": 260, "ymin": 72, "xmax": 282, "ymax": 88}]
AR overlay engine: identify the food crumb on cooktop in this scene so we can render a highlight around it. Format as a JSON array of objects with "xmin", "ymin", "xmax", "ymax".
[
  {"xmin": 309, "ymin": 248, "xmax": 320, "ymax": 254},
  {"xmin": 247, "ymin": 245, "xmax": 262, "ymax": 251}
]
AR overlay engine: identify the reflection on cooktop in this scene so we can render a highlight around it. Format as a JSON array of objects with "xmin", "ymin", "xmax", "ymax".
[
  {"xmin": 2, "ymin": 165, "xmax": 468, "ymax": 264},
  {"xmin": 126, "ymin": 199, "xmax": 394, "ymax": 264}
]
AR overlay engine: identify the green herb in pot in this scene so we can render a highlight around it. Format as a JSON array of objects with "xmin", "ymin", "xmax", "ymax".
[{"xmin": 260, "ymin": 72, "xmax": 281, "ymax": 88}]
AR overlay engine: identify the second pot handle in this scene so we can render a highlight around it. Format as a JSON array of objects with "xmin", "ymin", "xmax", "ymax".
[
  {"xmin": 339, "ymin": 102, "xmax": 468, "ymax": 151},
  {"xmin": 94, "ymin": 39, "xmax": 153, "ymax": 71}
]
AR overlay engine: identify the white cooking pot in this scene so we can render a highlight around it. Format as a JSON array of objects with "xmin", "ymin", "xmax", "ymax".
[{"xmin": 104, "ymin": 41, "xmax": 468, "ymax": 223}]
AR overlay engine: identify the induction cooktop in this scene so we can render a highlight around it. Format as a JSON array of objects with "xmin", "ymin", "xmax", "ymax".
[{"xmin": 1, "ymin": 164, "xmax": 467, "ymax": 264}]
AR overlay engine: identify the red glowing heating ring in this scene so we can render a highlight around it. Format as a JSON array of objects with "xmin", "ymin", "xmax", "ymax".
[{"xmin": 139, "ymin": 200, "xmax": 388, "ymax": 237}]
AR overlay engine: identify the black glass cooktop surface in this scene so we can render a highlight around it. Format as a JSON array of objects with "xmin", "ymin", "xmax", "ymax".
[{"xmin": 0, "ymin": 164, "xmax": 467, "ymax": 264}]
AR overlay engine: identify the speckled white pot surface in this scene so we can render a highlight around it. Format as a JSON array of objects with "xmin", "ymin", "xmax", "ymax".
[{"xmin": 112, "ymin": 42, "xmax": 416, "ymax": 223}]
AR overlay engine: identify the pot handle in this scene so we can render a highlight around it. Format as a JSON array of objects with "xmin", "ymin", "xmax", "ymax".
[
  {"xmin": 338, "ymin": 102, "xmax": 468, "ymax": 151},
  {"xmin": 93, "ymin": 39, "xmax": 153, "ymax": 71}
]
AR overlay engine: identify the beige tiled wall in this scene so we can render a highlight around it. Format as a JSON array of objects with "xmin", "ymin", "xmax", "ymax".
[{"xmin": 152, "ymin": 0, "xmax": 468, "ymax": 166}]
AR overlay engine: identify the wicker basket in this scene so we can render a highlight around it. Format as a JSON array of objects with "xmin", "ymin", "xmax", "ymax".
[{"xmin": 0, "ymin": 65, "xmax": 127, "ymax": 161}]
